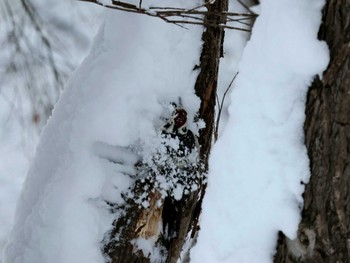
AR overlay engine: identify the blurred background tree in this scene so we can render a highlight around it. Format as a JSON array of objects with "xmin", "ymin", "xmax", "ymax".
[{"xmin": 0, "ymin": 0, "xmax": 102, "ymax": 257}]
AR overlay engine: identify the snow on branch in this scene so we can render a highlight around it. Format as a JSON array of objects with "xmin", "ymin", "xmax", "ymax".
[{"xmin": 79, "ymin": 0, "xmax": 256, "ymax": 31}]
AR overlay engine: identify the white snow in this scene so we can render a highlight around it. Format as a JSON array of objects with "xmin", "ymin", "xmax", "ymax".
[
  {"xmin": 3, "ymin": 0, "xmax": 331, "ymax": 262},
  {"xmin": 3, "ymin": 1, "xmax": 202, "ymax": 262},
  {"xmin": 191, "ymin": 0, "xmax": 329, "ymax": 262}
]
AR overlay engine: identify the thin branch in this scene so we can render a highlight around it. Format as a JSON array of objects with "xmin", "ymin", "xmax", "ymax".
[
  {"xmin": 165, "ymin": 20, "xmax": 250, "ymax": 31},
  {"xmin": 79, "ymin": 0, "xmax": 255, "ymax": 32},
  {"xmin": 187, "ymin": 1, "xmax": 210, "ymax": 12},
  {"xmin": 214, "ymin": 72, "xmax": 239, "ymax": 142},
  {"xmin": 20, "ymin": 0, "xmax": 64, "ymax": 87}
]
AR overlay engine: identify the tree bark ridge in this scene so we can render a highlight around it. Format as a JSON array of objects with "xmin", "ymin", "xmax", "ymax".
[{"xmin": 274, "ymin": 0, "xmax": 350, "ymax": 262}]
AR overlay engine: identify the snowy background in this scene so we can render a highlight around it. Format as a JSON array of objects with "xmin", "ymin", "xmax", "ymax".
[
  {"xmin": 0, "ymin": 0, "xmax": 102, "ymax": 259},
  {"xmin": 0, "ymin": 0, "xmax": 328, "ymax": 262}
]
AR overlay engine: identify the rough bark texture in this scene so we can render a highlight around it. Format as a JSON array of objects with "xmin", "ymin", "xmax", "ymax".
[
  {"xmin": 275, "ymin": 0, "xmax": 350, "ymax": 262},
  {"xmin": 103, "ymin": 1, "xmax": 228, "ymax": 262},
  {"xmin": 103, "ymin": 192, "xmax": 151, "ymax": 263},
  {"xmin": 195, "ymin": 0, "xmax": 228, "ymax": 162}
]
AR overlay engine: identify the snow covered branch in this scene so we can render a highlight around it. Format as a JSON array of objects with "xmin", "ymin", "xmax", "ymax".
[{"xmin": 79, "ymin": 0, "xmax": 255, "ymax": 31}]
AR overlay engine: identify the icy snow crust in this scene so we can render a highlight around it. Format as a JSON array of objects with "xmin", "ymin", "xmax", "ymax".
[
  {"xmin": 3, "ymin": 3, "xmax": 202, "ymax": 262},
  {"xmin": 191, "ymin": 0, "xmax": 329, "ymax": 262}
]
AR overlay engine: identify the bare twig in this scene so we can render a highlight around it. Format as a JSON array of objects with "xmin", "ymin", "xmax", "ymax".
[
  {"xmin": 214, "ymin": 72, "xmax": 239, "ymax": 142},
  {"xmin": 79, "ymin": 0, "xmax": 256, "ymax": 32}
]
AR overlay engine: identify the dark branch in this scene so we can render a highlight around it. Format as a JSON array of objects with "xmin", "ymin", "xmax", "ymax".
[
  {"xmin": 78, "ymin": 0, "xmax": 256, "ymax": 32},
  {"xmin": 214, "ymin": 72, "xmax": 239, "ymax": 141}
]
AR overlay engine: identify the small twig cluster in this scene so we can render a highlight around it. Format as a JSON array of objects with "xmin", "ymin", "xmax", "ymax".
[{"xmin": 79, "ymin": 0, "xmax": 256, "ymax": 31}]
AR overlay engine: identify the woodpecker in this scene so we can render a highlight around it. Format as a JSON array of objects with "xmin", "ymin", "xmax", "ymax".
[
  {"xmin": 161, "ymin": 107, "xmax": 199, "ymax": 241},
  {"xmin": 133, "ymin": 106, "xmax": 200, "ymax": 244},
  {"xmin": 162, "ymin": 107, "xmax": 197, "ymax": 160}
]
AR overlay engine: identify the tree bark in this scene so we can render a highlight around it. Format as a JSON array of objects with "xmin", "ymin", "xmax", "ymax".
[
  {"xmin": 194, "ymin": 0, "xmax": 228, "ymax": 162},
  {"xmin": 103, "ymin": 1, "xmax": 228, "ymax": 262},
  {"xmin": 275, "ymin": 0, "xmax": 350, "ymax": 262}
]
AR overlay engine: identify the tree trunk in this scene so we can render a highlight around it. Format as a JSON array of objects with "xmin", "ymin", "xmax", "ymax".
[
  {"xmin": 194, "ymin": 0, "xmax": 228, "ymax": 162},
  {"xmin": 275, "ymin": 0, "xmax": 350, "ymax": 262},
  {"xmin": 103, "ymin": 1, "xmax": 228, "ymax": 262}
]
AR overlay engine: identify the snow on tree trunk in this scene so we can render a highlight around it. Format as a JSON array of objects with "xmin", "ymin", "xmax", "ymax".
[
  {"xmin": 103, "ymin": 0, "xmax": 228, "ymax": 261},
  {"xmin": 2, "ymin": 3, "xmax": 204, "ymax": 262},
  {"xmin": 191, "ymin": 0, "xmax": 329, "ymax": 262},
  {"xmin": 275, "ymin": 0, "xmax": 350, "ymax": 261}
]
